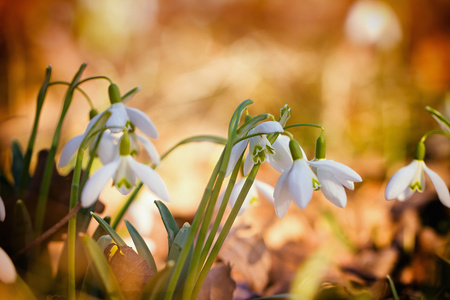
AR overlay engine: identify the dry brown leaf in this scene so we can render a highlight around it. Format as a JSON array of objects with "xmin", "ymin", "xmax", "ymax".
[
  {"xmin": 219, "ymin": 234, "xmax": 271, "ymax": 295},
  {"xmin": 197, "ymin": 263, "xmax": 236, "ymax": 300},
  {"xmin": 104, "ymin": 244, "xmax": 154, "ymax": 300}
]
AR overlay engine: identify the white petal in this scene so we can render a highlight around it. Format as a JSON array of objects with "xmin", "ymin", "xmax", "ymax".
[
  {"xmin": 113, "ymin": 157, "xmax": 136, "ymax": 195},
  {"xmin": 0, "ymin": 196, "xmax": 5, "ymax": 222},
  {"xmin": 396, "ymin": 187, "xmax": 414, "ymax": 201},
  {"xmin": 96, "ymin": 131, "xmax": 119, "ymax": 164},
  {"xmin": 81, "ymin": 158, "xmax": 121, "ymax": 208},
  {"xmin": 385, "ymin": 161, "xmax": 417, "ymax": 200},
  {"xmin": 84, "ymin": 111, "xmax": 103, "ymax": 133},
  {"xmin": 268, "ymin": 135, "xmax": 293, "ymax": 172},
  {"xmin": 137, "ymin": 134, "xmax": 161, "ymax": 166},
  {"xmin": 254, "ymin": 180, "xmax": 275, "ymax": 203},
  {"xmin": 289, "ymin": 160, "xmax": 313, "ymax": 209},
  {"xmin": 59, "ymin": 134, "xmax": 84, "ymax": 168},
  {"xmin": 126, "ymin": 106, "xmax": 159, "ymax": 139},
  {"xmin": 0, "ymin": 247, "xmax": 16, "ymax": 283},
  {"xmin": 424, "ymin": 165, "xmax": 450, "ymax": 207},
  {"xmin": 128, "ymin": 157, "xmax": 170, "ymax": 202},
  {"xmin": 242, "ymin": 152, "xmax": 254, "ymax": 176},
  {"xmin": 107, "ymin": 103, "xmax": 129, "ymax": 133},
  {"xmin": 225, "ymin": 140, "xmax": 248, "ymax": 177},
  {"xmin": 251, "ymin": 121, "xmax": 284, "ymax": 135},
  {"xmin": 273, "ymin": 167, "xmax": 293, "ymax": 218},
  {"xmin": 308, "ymin": 159, "xmax": 362, "ymax": 182},
  {"xmin": 317, "ymin": 169, "xmax": 347, "ymax": 208},
  {"xmin": 228, "ymin": 179, "xmax": 246, "ymax": 209}
]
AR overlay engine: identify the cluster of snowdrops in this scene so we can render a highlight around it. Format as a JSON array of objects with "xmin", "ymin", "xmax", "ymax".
[{"xmin": 0, "ymin": 65, "xmax": 449, "ymax": 299}]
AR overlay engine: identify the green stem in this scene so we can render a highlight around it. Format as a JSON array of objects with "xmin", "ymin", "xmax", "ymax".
[
  {"xmin": 284, "ymin": 123, "xmax": 325, "ymax": 133},
  {"xmin": 68, "ymin": 142, "xmax": 86, "ymax": 300},
  {"xmin": 163, "ymin": 152, "xmax": 224, "ymax": 300},
  {"xmin": 34, "ymin": 63, "xmax": 87, "ymax": 238},
  {"xmin": 419, "ymin": 129, "xmax": 450, "ymax": 143},
  {"xmin": 191, "ymin": 164, "xmax": 260, "ymax": 299},
  {"xmin": 77, "ymin": 75, "xmax": 113, "ymax": 85},
  {"xmin": 18, "ymin": 66, "xmax": 52, "ymax": 199},
  {"xmin": 195, "ymin": 152, "xmax": 243, "ymax": 277},
  {"xmin": 48, "ymin": 81, "xmax": 95, "ymax": 109}
]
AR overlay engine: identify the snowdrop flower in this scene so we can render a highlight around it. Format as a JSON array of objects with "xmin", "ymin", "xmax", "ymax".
[
  {"xmin": 273, "ymin": 139, "xmax": 320, "ymax": 218},
  {"xmin": 0, "ymin": 247, "xmax": 16, "ymax": 283},
  {"xmin": 385, "ymin": 142, "xmax": 450, "ymax": 207},
  {"xmin": 81, "ymin": 132, "xmax": 169, "ymax": 208},
  {"xmin": 227, "ymin": 121, "xmax": 284, "ymax": 176},
  {"xmin": 308, "ymin": 135, "xmax": 362, "ymax": 208},
  {"xmin": 0, "ymin": 196, "xmax": 5, "ymax": 222},
  {"xmin": 59, "ymin": 84, "xmax": 159, "ymax": 168},
  {"xmin": 226, "ymin": 178, "xmax": 274, "ymax": 215}
]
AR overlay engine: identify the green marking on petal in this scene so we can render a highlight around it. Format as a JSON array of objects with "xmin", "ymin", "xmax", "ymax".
[
  {"xmin": 250, "ymin": 196, "xmax": 258, "ymax": 205},
  {"xmin": 409, "ymin": 181, "xmax": 422, "ymax": 192},
  {"xmin": 266, "ymin": 144, "xmax": 275, "ymax": 155},
  {"xmin": 252, "ymin": 144, "xmax": 266, "ymax": 163},
  {"xmin": 116, "ymin": 178, "xmax": 132, "ymax": 190},
  {"xmin": 312, "ymin": 178, "xmax": 321, "ymax": 190}
]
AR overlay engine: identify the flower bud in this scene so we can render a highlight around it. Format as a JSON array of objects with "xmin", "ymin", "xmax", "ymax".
[
  {"xmin": 315, "ymin": 135, "xmax": 326, "ymax": 159},
  {"xmin": 289, "ymin": 139, "xmax": 303, "ymax": 161},
  {"xmin": 108, "ymin": 84, "xmax": 122, "ymax": 104},
  {"xmin": 89, "ymin": 108, "xmax": 99, "ymax": 120}
]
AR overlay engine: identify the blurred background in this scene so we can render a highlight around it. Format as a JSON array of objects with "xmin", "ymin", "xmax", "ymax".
[{"xmin": 0, "ymin": 0, "xmax": 449, "ymax": 297}]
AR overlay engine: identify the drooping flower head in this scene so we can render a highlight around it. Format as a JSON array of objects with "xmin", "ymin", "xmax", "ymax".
[
  {"xmin": 308, "ymin": 135, "xmax": 362, "ymax": 208},
  {"xmin": 273, "ymin": 139, "xmax": 320, "ymax": 218},
  {"xmin": 385, "ymin": 142, "xmax": 450, "ymax": 207},
  {"xmin": 226, "ymin": 121, "xmax": 284, "ymax": 177},
  {"xmin": 59, "ymin": 84, "xmax": 160, "ymax": 168},
  {"xmin": 81, "ymin": 131, "xmax": 169, "ymax": 208}
]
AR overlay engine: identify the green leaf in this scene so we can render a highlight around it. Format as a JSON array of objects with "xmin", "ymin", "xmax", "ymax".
[
  {"xmin": 124, "ymin": 219, "xmax": 158, "ymax": 273},
  {"xmin": 155, "ymin": 200, "xmax": 179, "ymax": 251},
  {"xmin": 278, "ymin": 104, "xmax": 291, "ymax": 127},
  {"xmin": 92, "ymin": 216, "xmax": 111, "ymax": 241},
  {"xmin": 140, "ymin": 261, "xmax": 175, "ymax": 300},
  {"xmin": 228, "ymin": 99, "xmax": 254, "ymax": 140},
  {"xmin": 386, "ymin": 275, "xmax": 400, "ymax": 300},
  {"xmin": 236, "ymin": 113, "xmax": 271, "ymax": 138},
  {"xmin": 426, "ymin": 106, "xmax": 450, "ymax": 132},
  {"xmin": 167, "ymin": 223, "xmax": 191, "ymax": 262},
  {"xmin": 90, "ymin": 212, "xmax": 127, "ymax": 247},
  {"xmin": 11, "ymin": 141, "xmax": 24, "ymax": 192},
  {"xmin": 80, "ymin": 233, "xmax": 125, "ymax": 300},
  {"xmin": 159, "ymin": 135, "xmax": 227, "ymax": 162},
  {"xmin": 12, "ymin": 200, "xmax": 33, "ymax": 253}
]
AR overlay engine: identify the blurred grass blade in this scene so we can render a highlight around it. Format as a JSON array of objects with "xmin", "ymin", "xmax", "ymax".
[
  {"xmin": 12, "ymin": 200, "xmax": 33, "ymax": 253},
  {"xmin": 140, "ymin": 261, "xmax": 174, "ymax": 300},
  {"xmin": 90, "ymin": 212, "xmax": 126, "ymax": 247},
  {"xmin": 11, "ymin": 141, "xmax": 25, "ymax": 192},
  {"xmin": 155, "ymin": 200, "xmax": 179, "ymax": 251},
  {"xmin": 386, "ymin": 275, "xmax": 400, "ymax": 300},
  {"xmin": 124, "ymin": 219, "xmax": 157, "ymax": 273},
  {"xmin": 92, "ymin": 216, "xmax": 111, "ymax": 241},
  {"xmin": 426, "ymin": 106, "xmax": 450, "ymax": 131},
  {"xmin": 80, "ymin": 233, "xmax": 125, "ymax": 300},
  {"xmin": 19, "ymin": 66, "xmax": 52, "ymax": 198}
]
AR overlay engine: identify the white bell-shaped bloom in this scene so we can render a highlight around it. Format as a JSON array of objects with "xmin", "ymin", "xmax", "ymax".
[
  {"xmin": 81, "ymin": 154, "xmax": 169, "ymax": 208},
  {"xmin": 0, "ymin": 247, "xmax": 16, "ymax": 284},
  {"xmin": 385, "ymin": 160, "xmax": 450, "ymax": 207},
  {"xmin": 226, "ymin": 121, "xmax": 284, "ymax": 176},
  {"xmin": 308, "ymin": 159, "xmax": 362, "ymax": 208},
  {"xmin": 129, "ymin": 131, "xmax": 161, "ymax": 166},
  {"xmin": 0, "ymin": 196, "xmax": 5, "ymax": 222},
  {"xmin": 267, "ymin": 134, "xmax": 294, "ymax": 173},
  {"xmin": 226, "ymin": 178, "xmax": 274, "ymax": 215},
  {"xmin": 273, "ymin": 157, "xmax": 320, "ymax": 218}
]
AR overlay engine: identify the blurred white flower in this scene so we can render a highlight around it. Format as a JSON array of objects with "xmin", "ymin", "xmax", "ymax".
[
  {"xmin": 0, "ymin": 247, "xmax": 16, "ymax": 284},
  {"xmin": 385, "ymin": 159, "xmax": 450, "ymax": 207},
  {"xmin": 226, "ymin": 178, "xmax": 274, "ymax": 215},
  {"xmin": 0, "ymin": 196, "xmax": 5, "ymax": 222}
]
